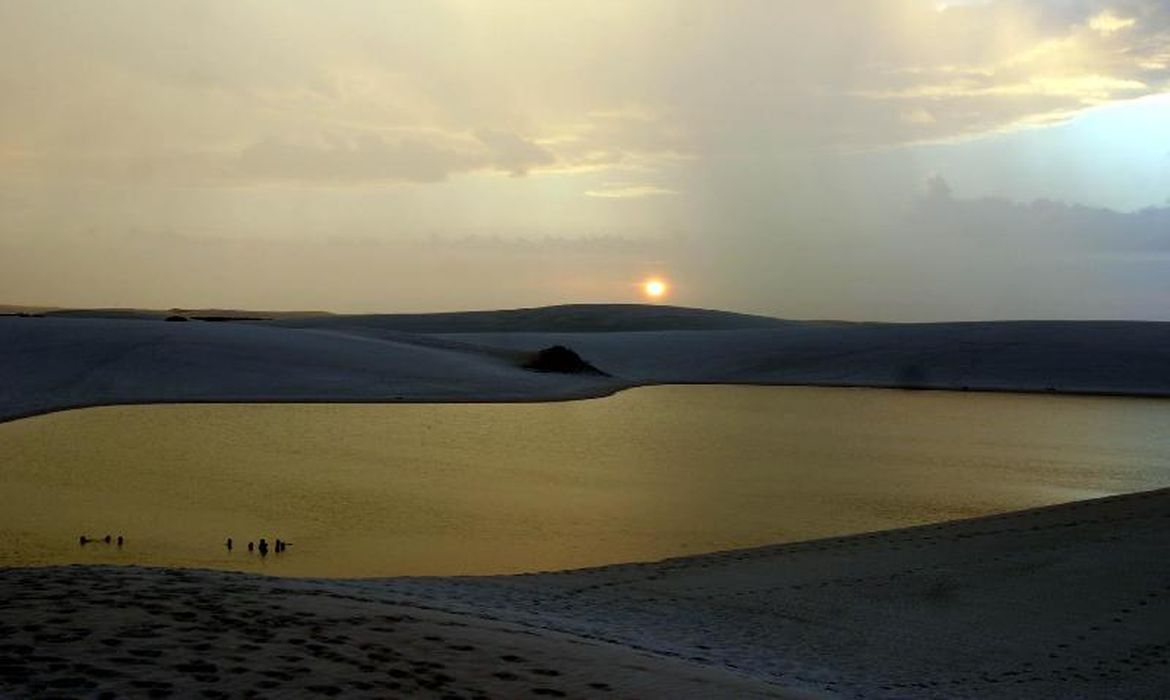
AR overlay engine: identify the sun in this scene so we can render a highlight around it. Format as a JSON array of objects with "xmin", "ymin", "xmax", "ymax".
[{"xmin": 643, "ymin": 278, "xmax": 668, "ymax": 300}]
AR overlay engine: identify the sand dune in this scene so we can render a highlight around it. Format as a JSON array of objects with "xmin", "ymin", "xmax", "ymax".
[
  {"xmin": 3, "ymin": 304, "xmax": 1169, "ymax": 697},
  {"xmin": 269, "ymin": 303, "xmax": 787, "ymax": 333},
  {"xmin": 3, "ymin": 489, "xmax": 1167, "ymax": 698},
  {"xmin": 0, "ymin": 314, "xmax": 621, "ymax": 423},
  {"xmin": 4, "ymin": 305, "xmax": 1170, "ymax": 422}
]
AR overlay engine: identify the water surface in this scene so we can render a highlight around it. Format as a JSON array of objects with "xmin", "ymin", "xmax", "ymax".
[{"xmin": 2, "ymin": 386, "xmax": 1168, "ymax": 576}]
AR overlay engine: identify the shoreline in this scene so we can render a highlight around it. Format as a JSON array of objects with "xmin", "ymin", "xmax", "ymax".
[
  {"xmin": 5, "ymin": 488, "xmax": 1169, "ymax": 698},
  {"xmin": 4, "ymin": 378, "xmax": 1170, "ymax": 427}
]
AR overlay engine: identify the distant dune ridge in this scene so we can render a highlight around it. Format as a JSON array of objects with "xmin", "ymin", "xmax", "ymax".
[{"xmin": 3, "ymin": 303, "xmax": 1170, "ymax": 422}]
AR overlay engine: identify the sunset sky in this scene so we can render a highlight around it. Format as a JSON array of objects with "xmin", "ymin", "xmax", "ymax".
[{"xmin": 2, "ymin": 1, "xmax": 1168, "ymax": 319}]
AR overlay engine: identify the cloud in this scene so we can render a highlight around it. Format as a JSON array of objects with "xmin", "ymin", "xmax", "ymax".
[
  {"xmin": 14, "ymin": 129, "xmax": 561, "ymax": 186},
  {"xmin": 584, "ymin": 183, "xmax": 677, "ymax": 199},
  {"xmin": 1089, "ymin": 10, "xmax": 1137, "ymax": 35},
  {"xmin": 4, "ymin": 1, "xmax": 1168, "ymax": 181},
  {"xmin": 0, "ymin": 220, "xmax": 683, "ymax": 313},
  {"xmin": 664, "ymin": 168, "xmax": 1170, "ymax": 321},
  {"xmin": 4, "ymin": 1, "xmax": 1170, "ymax": 319},
  {"xmin": 810, "ymin": 2, "xmax": 1170, "ymax": 146},
  {"xmin": 901, "ymin": 108, "xmax": 938, "ymax": 125},
  {"xmin": 912, "ymin": 176, "xmax": 1170, "ymax": 252},
  {"xmin": 475, "ymin": 130, "xmax": 556, "ymax": 176},
  {"xmin": 236, "ymin": 134, "xmax": 469, "ymax": 183}
]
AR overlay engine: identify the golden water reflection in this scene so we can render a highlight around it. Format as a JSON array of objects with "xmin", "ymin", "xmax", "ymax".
[{"xmin": 2, "ymin": 386, "xmax": 1169, "ymax": 577}]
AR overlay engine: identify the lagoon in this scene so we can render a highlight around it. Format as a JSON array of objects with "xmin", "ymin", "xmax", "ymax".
[{"xmin": 2, "ymin": 386, "xmax": 1169, "ymax": 577}]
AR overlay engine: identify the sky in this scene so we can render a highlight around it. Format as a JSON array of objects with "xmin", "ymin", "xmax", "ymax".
[{"xmin": 1, "ymin": 0, "xmax": 1169, "ymax": 320}]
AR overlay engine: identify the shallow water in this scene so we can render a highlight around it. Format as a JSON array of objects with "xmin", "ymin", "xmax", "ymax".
[{"xmin": 2, "ymin": 386, "xmax": 1169, "ymax": 576}]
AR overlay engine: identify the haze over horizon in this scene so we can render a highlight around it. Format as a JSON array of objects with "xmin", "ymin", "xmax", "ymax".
[{"xmin": 2, "ymin": 1, "xmax": 1169, "ymax": 321}]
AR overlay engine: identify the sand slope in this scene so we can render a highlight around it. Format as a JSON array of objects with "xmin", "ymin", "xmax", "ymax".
[
  {"xmin": 441, "ymin": 320, "xmax": 1170, "ymax": 392},
  {"xmin": 400, "ymin": 487, "xmax": 1170, "ymax": 699},
  {"xmin": 4, "ymin": 306, "xmax": 1170, "ymax": 422},
  {"xmin": 3, "ymin": 489, "xmax": 1168, "ymax": 698},
  {"xmin": 0, "ymin": 568, "xmax": 791, "ymax": 699},
  {"xmin": 0, "ymin": 315, "xmax": 622, "ymax": 422}
]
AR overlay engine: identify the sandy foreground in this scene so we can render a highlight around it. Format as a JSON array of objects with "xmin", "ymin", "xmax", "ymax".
[{"xmin": 3, "ymin": 488, "xmax": 1168, "ymax": 699}]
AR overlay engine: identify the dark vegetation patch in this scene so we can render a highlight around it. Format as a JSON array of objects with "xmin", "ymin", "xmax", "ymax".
[{"xmin": 521, "ymin": 346, "xmax": 607, "ymax": 375}]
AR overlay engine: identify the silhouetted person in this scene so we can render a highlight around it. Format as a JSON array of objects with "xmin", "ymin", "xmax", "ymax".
[
  {"xmin": 79, "ymin": 536, "xmax": 90, "ymax": 546},
  {"xmin": 103, "ymin": 534, "xmax": 111, "ymax": 544},
  {"xmin": 258, "ymin": 538, "xmax": 269, "ymax": 556},
  {"xmin": 226, "ymin": 537, "xmax": 233, "ymax": 551},
  {"xmin": 275, "ymin": 539, "xmax": 283, "ymax": 553},
  {"xmin": 116, "ymin": 535, "xmax": 124, "ymax": 547},
  {"xmin": 247, "ymin": 541, "xmax": 254, "ymax": 552}
]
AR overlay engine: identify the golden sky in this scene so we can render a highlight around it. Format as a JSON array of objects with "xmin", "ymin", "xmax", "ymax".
[{"xmin": 2, "ymin": 1, "xmax": 1168, "ymax": 318}]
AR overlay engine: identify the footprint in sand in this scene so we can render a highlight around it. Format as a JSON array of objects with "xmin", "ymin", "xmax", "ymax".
[
  {"xmin": 305, "ymin": 683, "xmax": 343, "ymax": 695},
  {"xmin": 173, "ymin": 660, "xmax": 218, "ymax": 675}
]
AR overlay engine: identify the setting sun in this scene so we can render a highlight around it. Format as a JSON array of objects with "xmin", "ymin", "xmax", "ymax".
[{"xmin": 643, "ymin": 279, "xmax": 668, "ymax": 300}]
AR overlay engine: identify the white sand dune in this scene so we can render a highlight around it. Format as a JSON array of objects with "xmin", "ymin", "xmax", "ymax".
[
  {"xmin": 0, "ymin": 313, "xmax": 622, "ymax": 422},
  {"xmin": 2, "ymin": 489, "xmax": 1167, "ymax": 698},
  {"xmin": 4, "ymin": 304, "xmax": 1170, "ymax": 422},
  {"xmin": 3, "ymin": 304, "xmax": 1170, "ymax": 697}
]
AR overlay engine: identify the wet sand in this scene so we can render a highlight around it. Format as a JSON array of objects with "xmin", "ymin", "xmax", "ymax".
[{"xmin": 3, "ymin": 488, "xmax": 1168, "ymax": 698}]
